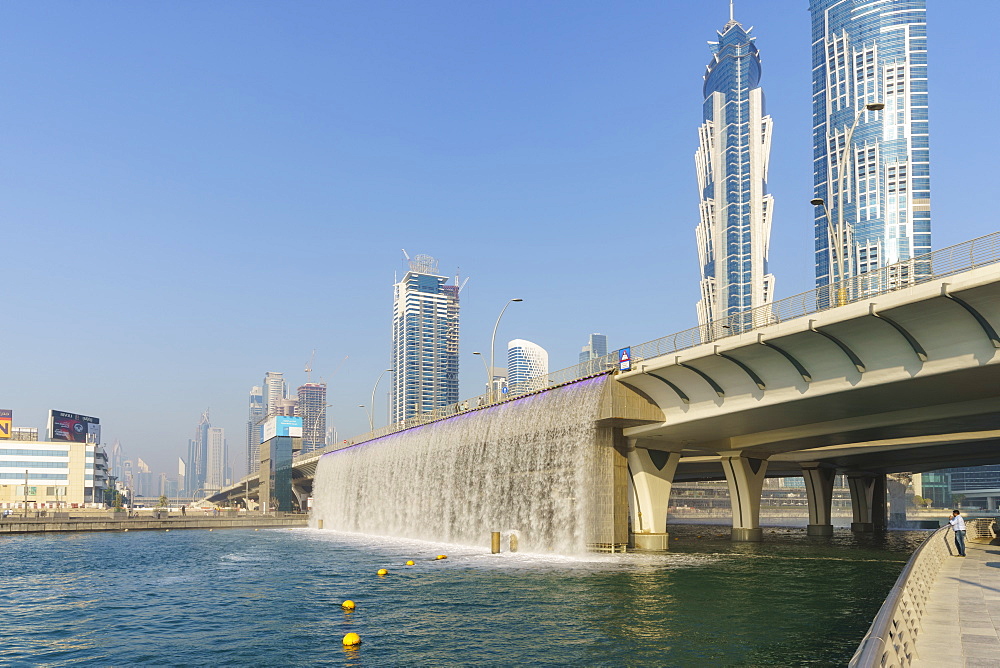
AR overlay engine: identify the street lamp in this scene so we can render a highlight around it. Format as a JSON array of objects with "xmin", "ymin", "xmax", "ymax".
[
  {"xmin": 489, "ymin": 298, "xmax": 523, "ymax": 403},
  {"xmin": 369, "ymin": 369, "xmax": 392, "ymax": 431},
  {"xmin": 308, "ymin": 402, "xmax": 335, "ymax": 452},
  {"xmin": 812, "ymin": 101, "xmax": 884, "ymax": 301},
  {"xmin": 471, "ymin": 352, "xmax": 491, "ymax": 396},
  {"xmin": 358, "ymin": 404, "xmax": 371, "ymax": 431}
]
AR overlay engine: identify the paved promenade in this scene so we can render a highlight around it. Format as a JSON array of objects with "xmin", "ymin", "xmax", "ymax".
[{"xmin": 912, "ymin": 539, "xmax": 1000, "ymax": 668}]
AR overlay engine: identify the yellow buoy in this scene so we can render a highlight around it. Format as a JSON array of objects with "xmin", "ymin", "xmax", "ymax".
[
  {"xmin": 165, "ymin": 529, "xmax": 170, "ymax": 532},
  {"xmin": 124, "ymin": 529, "xmax": 129, "ymax": 532},
  {"xmin": 209, "ymin": 529, "xmax": 213, "ymax": 532},
  {"xmin": 405, "ymin": 560, "xmax": 414, "ymax": 566},
  {"xmin": 341, "ymin": 600, "xmax": 356, "ymax": 610},
  {"xmin": 342, "ymin": 632, "xmax": 361, "ymax": 646},
  {"xmin": 377, "ymin": 568, "xmax": 388, "ymax": 576},
  {"xmin": 436, "ymin": 555, "xmax": 447, "ymax": 560}
]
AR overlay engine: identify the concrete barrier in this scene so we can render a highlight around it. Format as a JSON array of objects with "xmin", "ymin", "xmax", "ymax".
[{"xmin": 0, "ymin": 514, "xmax": 308, "ymax": 534}]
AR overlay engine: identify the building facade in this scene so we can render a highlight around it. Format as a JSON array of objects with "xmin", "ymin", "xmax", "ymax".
[
  {"xmin": 263, "ymin": 372, "xmax": 286, "ymax": 418},
  {"xmin": 186, "ymin": 410, "xmax": 211, "ymax": 496},
  {"xmin": 810, "ymin": 0, "xmax": 930, "ymax": 286},
  {"xmin": 694, "ymin": 9, "xmax": 775, "ymax": 328},
  {"xmin": 246, "ymin": 385, "xmax": 264, "ymax": 475},
  {"xmin": 578, "ymin": 333, "xmax": 608, "ymax": 365},
  {"xmin": 507, "ymin": 339, "xmax": 548, "ymax": 395},
  {"xmin": 0, "ymin": 440, "xmax": 109, "ymax": 507},
  {"xmin": 296, "ymin": 382, "xmax": 327, "ymax": 454},
  {"xmin": 390, "ymin": 255, "xmax": 460, "ymax": 423},
  {"xmin": 204, "ymin": 426, "xmax": 226, "ymax": 495}
]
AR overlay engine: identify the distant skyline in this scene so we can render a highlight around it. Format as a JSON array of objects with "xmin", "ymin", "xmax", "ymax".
[{"xmin": 3, "ymin": 1, "xmax": 996, "ymax": 477}]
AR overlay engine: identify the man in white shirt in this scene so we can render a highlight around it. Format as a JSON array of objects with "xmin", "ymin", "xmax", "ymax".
[{"xmin": 948, "ymin": 509, "xmax": 967, "ymax": 557}]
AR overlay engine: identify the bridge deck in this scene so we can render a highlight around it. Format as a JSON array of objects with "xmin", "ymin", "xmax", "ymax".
[{"xmin": 912, "ymin": 540, "xmax": 1000, "ymax": 667}]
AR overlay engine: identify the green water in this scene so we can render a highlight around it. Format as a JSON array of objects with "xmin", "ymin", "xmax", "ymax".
[{"xmin": 0, "ymin": 524, "xmax": 925, "ymax": 666}]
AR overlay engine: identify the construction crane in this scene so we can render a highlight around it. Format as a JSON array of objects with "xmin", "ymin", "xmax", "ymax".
[{"xmin": 304, "ymin": 350, "xmax": 316, "ymax": 383}]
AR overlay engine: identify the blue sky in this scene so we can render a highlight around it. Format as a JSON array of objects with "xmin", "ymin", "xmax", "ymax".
[{"xmin": 2, "ymin": 1, "xmax": 996, "ymax": 478}]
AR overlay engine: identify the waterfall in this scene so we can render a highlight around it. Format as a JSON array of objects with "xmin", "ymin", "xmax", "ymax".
[{"xmin": 311, "ymin": 376, "xmax": 613, "ymax": 554}]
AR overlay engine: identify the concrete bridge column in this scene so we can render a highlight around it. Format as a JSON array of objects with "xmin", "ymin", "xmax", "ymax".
[
  {"xmin": 626, "ymin": 443, "xmax": 680, "ymax": 550},
  {"xmin": 847, "ymin": 473, "xmax": 888, "ymax": 532},
  {"xmin": 720, "ymin": 452, "xmax": 768, "ymax": 542},
  {"xmin": 801, "ymin": 462, "xmax": 836, "ymax": 536},
  {"xmin": 291, "ymin": 486, "xmax": 309, "ymax": 512},
  {"xmin": 872, "ymin": 474, "xmax": 888, "ymax": 531},
  {"xmin": 887, "ymin": 473, "xmax": 912, "ymax": 528}
]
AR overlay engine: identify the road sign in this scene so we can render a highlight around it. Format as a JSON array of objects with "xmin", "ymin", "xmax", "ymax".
[{"xmin": 619, "ymin": 347, "xmax": 631, "ymax": 372}]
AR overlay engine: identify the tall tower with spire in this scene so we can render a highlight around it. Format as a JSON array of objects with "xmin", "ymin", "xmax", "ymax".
[{"xmin": 694, "ymin": 4, "xmax": 775, "ymax": 330}]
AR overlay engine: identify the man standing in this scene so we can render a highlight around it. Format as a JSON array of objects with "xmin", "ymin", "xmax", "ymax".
[{"xmin": 949, "ymin": 509, "xmax": 967, "ymax": 557}]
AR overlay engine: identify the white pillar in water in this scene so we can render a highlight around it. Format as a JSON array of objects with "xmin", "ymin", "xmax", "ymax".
[{"xmin": 720, "ymin": 452, "xmax": 768, "ymax": 542}]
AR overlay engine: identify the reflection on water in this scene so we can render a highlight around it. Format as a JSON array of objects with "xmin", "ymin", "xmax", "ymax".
[{"xmin": 0, "ymin": 525, "xmax": 926, "ymax": 666}]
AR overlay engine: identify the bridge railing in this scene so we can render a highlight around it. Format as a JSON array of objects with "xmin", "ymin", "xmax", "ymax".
[
  {"xmin": 968, "ymin": 516, "xmax": 998, "ymax": 543},
  {"xmin": 626, "ymin": 230, "xmax": 1000, "ymax": 368},
  {"xmin": 307, "ymin": 231, "xmax": 1000, "ymax": 458},
  {"xmin": 849, "ymin": 525, "xmax": 952, "ymax": 667}
]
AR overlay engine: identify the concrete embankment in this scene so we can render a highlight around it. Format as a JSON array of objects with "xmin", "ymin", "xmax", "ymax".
[{"xmin": 0, "ymin": 514, "xmax": 308, "ymax": 534}]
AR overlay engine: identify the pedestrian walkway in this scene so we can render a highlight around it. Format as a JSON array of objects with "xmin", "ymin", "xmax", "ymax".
[{"xmin": 912, "ymin": 539, "xmax": 1000, "ymax": 668}]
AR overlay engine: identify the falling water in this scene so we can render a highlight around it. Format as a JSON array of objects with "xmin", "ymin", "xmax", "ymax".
[{"xmin": 311, "ymin": 376, "xmax": 613, "ymax": 554}]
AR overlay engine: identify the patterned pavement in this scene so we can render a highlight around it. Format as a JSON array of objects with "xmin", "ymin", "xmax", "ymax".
[{"xmin": 912, "ymin": 539, "xmax": 1000, "ymax": 668}]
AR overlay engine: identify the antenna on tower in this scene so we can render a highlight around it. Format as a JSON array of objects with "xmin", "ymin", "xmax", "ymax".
[{"xmin": 730, "ymin": 0, "xmax": 734, "ymax": 22}]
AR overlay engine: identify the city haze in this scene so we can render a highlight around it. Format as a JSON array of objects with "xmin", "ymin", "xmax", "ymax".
[{"xmin": 2, "ymin": 1, "xmax": 995, "ymax": 478}]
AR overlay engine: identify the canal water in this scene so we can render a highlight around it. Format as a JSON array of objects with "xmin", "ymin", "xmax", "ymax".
[{"xmin": 1, "ymin": 525, "xmax": 926, "ymax": 666}]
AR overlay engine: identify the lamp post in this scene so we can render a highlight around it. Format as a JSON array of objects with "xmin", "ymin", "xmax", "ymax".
[
  {"xmin": 308, "ymin": 402, "xmax": 335, "ymax": 452},
  {"xmin": 369, "ymin": 369, "xmax": 392, "ymax": 431},
  {"xmin": 812, "ymin": 101, "xmax": 884, "ymax": 302},
  {"xmin": 472, "ymin": 351, "xmax": 491, "ymax": 397},
  {"xmin": 489, "ymin": 298, "xmax": 523, "ymax": 402},
  {"xmin": 358, "ymin": 404, "xmax": 372, "ymax": 431}
]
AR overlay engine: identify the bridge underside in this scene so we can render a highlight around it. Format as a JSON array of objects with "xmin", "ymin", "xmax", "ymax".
[{"xmin": 621, "ymin": 267, "xmax": 1000, "ymax": 540}]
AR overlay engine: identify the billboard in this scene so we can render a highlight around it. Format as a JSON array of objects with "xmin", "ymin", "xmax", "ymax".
[
  {"xmin": 0, "ymin": 410, "xmax": 10, "ymax": 439},
  {"xmin": 49, "ymin": 410, "xmax": 101, "ymax": 443},
  {"xmin": 260, "ymin": 416, "xmax": 302, "ymax": 443}
]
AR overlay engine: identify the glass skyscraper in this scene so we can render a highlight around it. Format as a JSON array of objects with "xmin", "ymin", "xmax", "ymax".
[
  {"xmin": 810, "ymin": 0, "xmax": 929, "ymax": 286},
  {"xmin": 390, "ymin": 254, "xmax": 460, "ymax": 423},
  {"xmin": 297, "ymin": 382, "xmax": 327, "ymax": 454},
  {"xmin": 578, "ymin": 333, "xmax": 608, "ymax": 365},
  {"xmin": 694, "ymin": 9, "xmax": 775, "ymax": 329},
  {"xmin": 507, "ymin": 339, "xmax": 548, "ymax": 395},
  {"xmin": 246, "ymin": 385, "xmax": 264, "ymax": 475}
]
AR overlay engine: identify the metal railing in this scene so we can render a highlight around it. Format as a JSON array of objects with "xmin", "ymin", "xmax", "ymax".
[
  {"xmin": 968, "ymin": 516, "xmax": 999, "ymax": 543},
  {"xmin": 307, "ymin": 231, "xmax": 1000, "ymax": 457},
  {"xmin": 849, "ymin": 525, "xmax": 952, "ymax": 667},
  {"xmin": 627, "ymin": 230, "xmax": 1000, "ymax": 365}
]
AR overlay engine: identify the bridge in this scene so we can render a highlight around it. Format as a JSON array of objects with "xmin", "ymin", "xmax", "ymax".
[{"xmin": 211, "ymin": 232, "xmax": 1000, "ymax": 545}]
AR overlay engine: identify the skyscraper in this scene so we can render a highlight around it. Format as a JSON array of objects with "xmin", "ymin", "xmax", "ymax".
[
  {"xmin": 262, "ymin": 372, "xmax": 286, "ymax": 417},
  {"xmin": 297, "ymin": 382, "xmax": 327, "ymax": 453},
  {"xmin": 187, "ymin": 410, "xmax": 211, "ymax": 496},
  {"xmin": 204, "ymin": 426, "xmax": 226, "ymax": 495},
  {"xmin": 694, "ymin": 6, "xmax": 775, "ymax": 328},
  {"xmin": 810, "ymin": 0, "xmax": 929, "ymax": 286},
  {"xmin": 247, "ymin": 386, "xmax": 264, "ymax": 475},
  {"xmin": 578, "ymin": 333, "xmax": 608, "ymax": 365},
  {"xmin": 390, "ymin": 254, "xmax": 460, "ymax": 423},
  {"xmin": 507, "ymin": 339, "xmax": 548, "ymax": 395}
]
